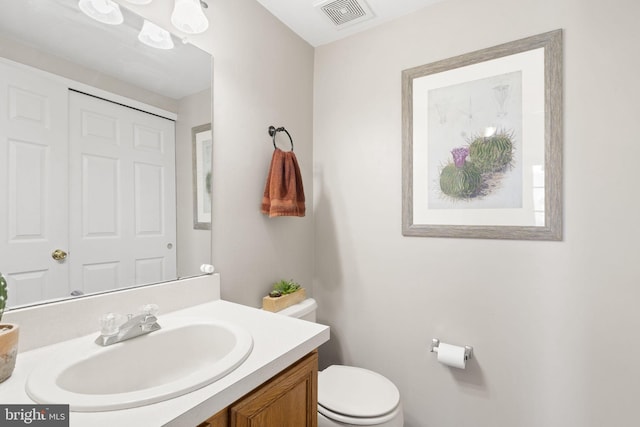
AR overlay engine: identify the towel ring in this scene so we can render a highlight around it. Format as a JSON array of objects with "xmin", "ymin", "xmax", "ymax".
[{"xmin": 268, "ymin": 126, "xmax": 294, "ymax": 151}]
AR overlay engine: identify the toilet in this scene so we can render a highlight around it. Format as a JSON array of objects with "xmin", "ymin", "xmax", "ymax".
[{"xmin": 277, "ymin": 299, "xmax": 404, "ymax": 427}]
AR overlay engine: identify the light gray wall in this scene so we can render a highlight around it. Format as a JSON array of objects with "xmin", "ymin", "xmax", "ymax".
[
  {"xmin": 209, "ymin": 0, "xmax": 315, "ymax": 306},
  {"xmin": 313, "ymin": 0, "xmax": 640, "ymax": 426},
  {"xmin": 176, "ymin": 89, "xmax": 212, "ymax": 278},
  {"xmin": 0, "ymin": 35, "xmax": 178, "ymax": 113},
  {"xmin": 122, "ymin": 0, "xmax": 315, "ymax": 307}
]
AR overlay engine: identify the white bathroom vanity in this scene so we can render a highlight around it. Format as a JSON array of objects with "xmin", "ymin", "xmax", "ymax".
[{"xmin": 0, "ymin": 274, "xmax": 329, "ymax": 426}]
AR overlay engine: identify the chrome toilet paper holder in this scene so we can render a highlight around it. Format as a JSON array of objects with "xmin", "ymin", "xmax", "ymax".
[{"xmin": 430, "ymin": 338, "xmax": 474, "ymax": 361}]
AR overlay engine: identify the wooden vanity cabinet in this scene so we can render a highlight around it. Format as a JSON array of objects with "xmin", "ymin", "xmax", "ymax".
[
  {"xmin": 198, "ymin": 410, "xmax": 228, "ymax": 427},
  {"xmin": 197, "ymin": 351, "xmax": 318, "ymax": 427}
]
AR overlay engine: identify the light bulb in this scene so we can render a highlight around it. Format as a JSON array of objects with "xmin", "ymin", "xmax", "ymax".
[
  {"xmin": 138, "ymin": 20, "xmax": 174, "ymax": 50},
  {"xmin": 171, "ymin": 0, "xmax": 209, "ymax": 34},
  {"xmin": 78, "ymin": 0, "xmax": 123, "ymax": 25}
]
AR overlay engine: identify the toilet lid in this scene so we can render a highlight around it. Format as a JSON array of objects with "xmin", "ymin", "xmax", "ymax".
[{"xmin": 318, "ymin": 365, "xmax": 400, "ymax": 418}]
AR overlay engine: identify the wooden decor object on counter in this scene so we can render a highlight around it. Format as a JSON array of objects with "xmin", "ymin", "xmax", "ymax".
[{"xmin": 262, "ymin": 288, "xmax": 306, "ymax": 313}]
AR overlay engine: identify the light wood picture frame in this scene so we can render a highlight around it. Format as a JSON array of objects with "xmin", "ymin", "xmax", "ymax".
[
  {"xmin": 192, "ymin": 123, "xmax": 212, "ymax": 230},
  {"xmin": 402, "ymin": 30, "xmax": 563, "ymax": 240}
]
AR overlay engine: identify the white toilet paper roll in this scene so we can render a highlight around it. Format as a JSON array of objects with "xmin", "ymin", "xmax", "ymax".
[{"xmin": 437, "ymin": 343, "xmax": 467, "ymax": 369}]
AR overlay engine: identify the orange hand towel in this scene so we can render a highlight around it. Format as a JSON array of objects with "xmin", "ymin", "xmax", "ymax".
[{"xmin": 261, "ymin": 148, "xmax": 306, "ymax": 217}]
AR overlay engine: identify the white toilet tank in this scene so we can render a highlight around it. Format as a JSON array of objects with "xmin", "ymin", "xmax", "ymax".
[{"xmin": 276, "ymin": 298, "xmax": 317, "ymax": 322}]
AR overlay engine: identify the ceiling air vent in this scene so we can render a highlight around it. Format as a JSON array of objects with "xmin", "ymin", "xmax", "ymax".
[{"xmin": 315, "ymin": 0, "xmax": 375, "ymax": 29}]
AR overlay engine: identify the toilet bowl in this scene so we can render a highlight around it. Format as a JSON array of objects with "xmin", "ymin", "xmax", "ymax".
[{"xmin": 277, "ymin": 299, "xmax": 404, "ymax": 427}]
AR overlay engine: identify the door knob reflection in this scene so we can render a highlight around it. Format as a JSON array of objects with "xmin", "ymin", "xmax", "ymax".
[{"xmin": 52, "ymin": 249, "xmax": 68, "ymax": 261}]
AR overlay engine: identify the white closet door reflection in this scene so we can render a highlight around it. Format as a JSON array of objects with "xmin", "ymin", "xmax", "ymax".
[
  {"xmin": 0, "ymin": 61, "xmax": 69, "ymax": 306},
  {"xmin": 68, "ymin": 92, "xmax": 176, "ymax": 295}
]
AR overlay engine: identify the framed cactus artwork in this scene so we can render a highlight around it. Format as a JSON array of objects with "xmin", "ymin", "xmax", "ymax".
[
  {"xmin": 192, "ymin": 123, "xmax": 213, "ymax": 230},
  {"xmin": 402, "ymin": 30, "xmax": 562, "ymax": 240}
]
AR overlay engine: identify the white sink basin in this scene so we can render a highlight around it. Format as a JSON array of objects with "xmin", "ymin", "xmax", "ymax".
[{"xmin": 26, "ymin": 318, "xmax": 253, "ymax": 412}]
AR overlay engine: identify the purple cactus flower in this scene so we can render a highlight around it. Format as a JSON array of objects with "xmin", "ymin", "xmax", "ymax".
[{"xmin": 451, "ymin": 147, "xmax": 469, "ymax": 168}]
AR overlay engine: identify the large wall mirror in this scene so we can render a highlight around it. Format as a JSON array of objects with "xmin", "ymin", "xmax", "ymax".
[{"xmin": 0, "ymin": 0, "xmax": 213, "ymax": 309}]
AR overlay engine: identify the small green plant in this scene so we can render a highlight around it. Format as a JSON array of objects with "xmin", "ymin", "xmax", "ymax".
[
  {"xmin": 269, "ymin": 279, "xmax": 301, "ymax": 298},
  {"xmin": 0, "ymin": 273, "xmax": 7, "ymax": 323}
]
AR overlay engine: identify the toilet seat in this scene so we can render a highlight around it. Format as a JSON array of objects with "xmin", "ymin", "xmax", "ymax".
[
  {"xmin": 318, "ymin": 365, "xmax": 401, "ymax": 425},
  {"xmin": 318, "ymin": 402, "xmax": 402, "ymax": 425}
]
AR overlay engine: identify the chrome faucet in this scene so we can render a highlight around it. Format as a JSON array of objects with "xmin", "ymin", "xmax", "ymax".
[{"xmin": 95, "ymin": 304, "xmax": 161, "ymax": 346}]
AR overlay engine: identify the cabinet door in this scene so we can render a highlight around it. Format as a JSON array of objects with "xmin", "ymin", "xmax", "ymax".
[
  {"xmin": 198, "ymin": 408, "xmax": 228, "ymax": 427},
  {"xmin": 231, "ymin": 351, "xmax": 318, "ymax": 427}
]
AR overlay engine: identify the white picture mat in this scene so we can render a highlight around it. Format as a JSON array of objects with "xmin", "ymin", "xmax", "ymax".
[{"xmin": 412, "ymin": 48, "xmax": 545, "ymax": 227}]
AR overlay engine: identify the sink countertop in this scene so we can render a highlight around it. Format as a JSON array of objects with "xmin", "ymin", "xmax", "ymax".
[{"xmin": 0, "ymin": 300, "xmax": 330, "ymax": 426}]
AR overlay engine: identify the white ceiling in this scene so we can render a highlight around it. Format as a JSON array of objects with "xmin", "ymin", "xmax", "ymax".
[
  {"xmin": 1, "ymin": 0, "xmax": 211, "ymax": 100},
  {"xmin": 254, "ymin": 0, "xmax": 445, "ymax": 46},
  {"xmin": 1, "ymin": 0, "xmax": 441, "ymax": 98}
]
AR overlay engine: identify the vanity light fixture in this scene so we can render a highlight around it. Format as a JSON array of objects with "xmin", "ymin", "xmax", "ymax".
[
  {"xmin": 171, "ymin": 0, "xmax": 209, "ymax": 34},
  {"xmin": 138, "ymin": 20, "xmax": 174, "ymax": 50},
  {"xmin": 78, "ymin": 0, "xmax": 124, "ymax": 25}
]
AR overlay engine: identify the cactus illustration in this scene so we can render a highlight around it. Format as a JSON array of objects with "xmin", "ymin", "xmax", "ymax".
[
  {"xmin": 439, "ymin": 147, "xmax": 483, "ymax": 199},
  {"xmin": 468, "ymin": 131, "xmax": 514, "ymax": 173},
  {"xmin": 438, "ymin": 129, "xmax": 516, "ymax": 201}
]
